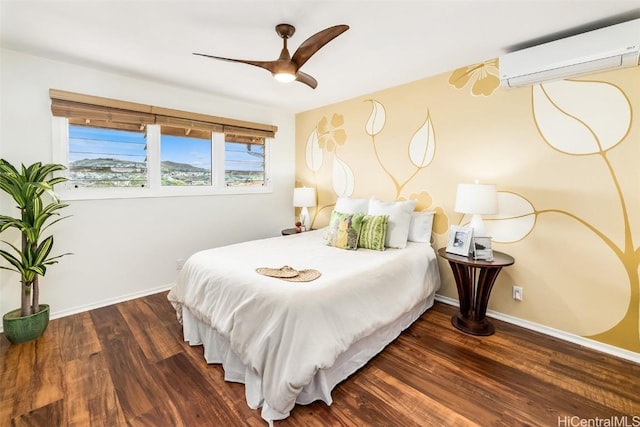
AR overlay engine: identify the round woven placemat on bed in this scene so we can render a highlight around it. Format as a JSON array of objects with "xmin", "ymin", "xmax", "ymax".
[
  {"xmin": 256, "ymin": 266, "xmax": 321, "ymax": 282},
  {"xmin": 279, "ymin": 269, "xmax": 321, "ymax": 282},
  {"xmin": 255, "ymin": 265, "xmax": 299, "ymax": 278}
]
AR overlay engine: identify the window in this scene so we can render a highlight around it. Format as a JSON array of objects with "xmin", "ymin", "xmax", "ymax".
[
  {"xmin": 225, "ymin": 138, "xmax": 265, "ymax": 187},
  {"xmin": 68, "ymin": 125, "xmax": 147, "ymax": 188},
  {"xmin": 160, "ymin": 127, "xmax": 212, "ymax": 187},
  {"xmin": 50, "ymin": 89, "xmax": 277, "ymax": 199}
]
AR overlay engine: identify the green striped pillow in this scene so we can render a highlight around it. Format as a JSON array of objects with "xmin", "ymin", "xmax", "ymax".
[{"xmin": 357, "ymin": 214, "xmax": 389, "ymax": 251}]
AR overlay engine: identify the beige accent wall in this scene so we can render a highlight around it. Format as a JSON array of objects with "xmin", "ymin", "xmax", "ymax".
[{"xmin": 295, "ymin": 63, "xmax": 640, "ymax": 354}]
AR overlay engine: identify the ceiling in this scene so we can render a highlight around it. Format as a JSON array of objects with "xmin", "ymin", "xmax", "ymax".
[{"xmin": 1, "ymin": 1, "xmax": 639, "ymax": 113}]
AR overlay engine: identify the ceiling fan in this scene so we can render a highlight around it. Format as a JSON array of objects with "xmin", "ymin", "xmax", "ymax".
[{"xmin": 193, "ymin": 23, "xmax": 349, "ymax": 89}]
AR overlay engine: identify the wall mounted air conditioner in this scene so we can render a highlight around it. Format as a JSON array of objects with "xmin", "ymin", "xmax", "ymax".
[{"xmin": 499, "ymin": 18, "xmax": 640, "ymax": 88}]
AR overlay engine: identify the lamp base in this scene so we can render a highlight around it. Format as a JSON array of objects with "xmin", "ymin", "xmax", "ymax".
[
  {"xmin": 469, "ymin": 214, "xmax": 486, "ymax": 237},
  {"xmin": 300, "ymin": 207, "xmax": 311, "ymax": 231}
]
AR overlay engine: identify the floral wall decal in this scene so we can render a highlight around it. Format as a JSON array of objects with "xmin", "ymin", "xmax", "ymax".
[
  {"xmin": 304, "ymin": 127, "xmax": 323, "ymax": 172},
  {"xmin": 484, "ymin": 192, "xmax": 536, "ymax": 243},
  {"xmin": 448, "ymin": 59, "xmax": 500, "ymax": 96},
  {"xmin": 530, "ymin": 79, "xmax": 637, "ymax": 351},
  {"xmin": 296, "ymin": 65, "xmax": 639, "ymax": 355},
  {"xmin": 332, "ymin": 156, "xmax": 355, "ymax": 197},
  {"xmin": 365, "ymin": 99, "xmax": 435, "ymax": 199},
  {"xmin": 533, "ymin": 80, "xmax": 630, "ymax": 154},
  {"xmin": 318, "ymin": 113, "xmax": 347, "ymax": 152},
  {"xmin": 365, "ymin": 100, "xmax": 386, "ymax": 136},
  {"xmin": 300, "ymin": 100, "xmax": 448, "ymax": 235},
  {"xmin": 403, "ymin": 191, "xmax": 450, "ymax": 236},
  {"xmin": 409, "ymin": 113, "xmax": 436, "ymax": 168},
  {"xmin": 301, "ymin": 115, "xmax": 353, "ymax": 227}
]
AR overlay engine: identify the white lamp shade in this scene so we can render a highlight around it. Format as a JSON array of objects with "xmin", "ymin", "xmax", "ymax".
[
  {"xmin": 293, "ymin": 187, "xmax": 316, "ymax": 207},
  {"xmin": 454, "ymin": 183, "xmax": 498, "ymax": 215}
]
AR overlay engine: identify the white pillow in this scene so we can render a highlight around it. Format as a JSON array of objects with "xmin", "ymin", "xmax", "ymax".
[
  {"xmin": 334, "ymin": 197, "xmax": 370, "ymax": 214},
  {"xmin": 408, "ymin": 211, "xmax": 435, "ymax": 243},
  {"xmin": 368, "ymin": 199, "xmax": 417, "ymax": 248}
]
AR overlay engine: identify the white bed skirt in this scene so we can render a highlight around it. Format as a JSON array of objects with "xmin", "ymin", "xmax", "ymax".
[{"xmin": 181, "ymin": 293, "xmax": 435, "ymax": 424}]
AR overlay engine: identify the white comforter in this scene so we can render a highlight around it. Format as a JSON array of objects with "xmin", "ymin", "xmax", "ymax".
[{"xmin": 168, "ymin": 229, "xmax": 440, "ymax": 420}]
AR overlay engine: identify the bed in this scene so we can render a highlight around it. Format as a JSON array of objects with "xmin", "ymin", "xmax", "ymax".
[{"xmin": 167, "ymin": 227, "xmax": 441, "ymax": 424}]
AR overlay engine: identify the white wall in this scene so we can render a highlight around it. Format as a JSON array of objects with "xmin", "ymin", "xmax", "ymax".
[{"xmin": 0, "ymin": 49, "xmax": 296, "ymax": 320}]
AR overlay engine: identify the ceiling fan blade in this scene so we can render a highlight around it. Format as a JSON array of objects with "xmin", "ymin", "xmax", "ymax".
[
  {"xmin": 296, "ymin": 71, "xmax": 318, "ymax": 89},
  {"xmin": 291, "ymin": 25, "xmax": 349, "ymax": 69},
  {"xmin": 193, "ymin": 53, "xmax": 278, "ymax": 74}
]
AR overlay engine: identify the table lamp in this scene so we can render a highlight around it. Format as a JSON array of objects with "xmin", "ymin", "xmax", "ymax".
[
  {"xmin": 293, "ymin": 187, "xmax": 316, "ymax": 231},
  {"xmin": 454, "ymin": 181, "xmax": 497, "ymax": 237}
]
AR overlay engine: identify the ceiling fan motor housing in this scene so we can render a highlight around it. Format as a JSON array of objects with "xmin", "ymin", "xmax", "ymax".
[{"xmin": 275, "ymin": 24, "xmax": 296, "ymax": 39}]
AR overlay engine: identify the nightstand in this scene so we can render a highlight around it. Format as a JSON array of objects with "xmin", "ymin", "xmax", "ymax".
[
  {"xmin": 438, "ymin": 247, "xmax": 515, "ymax": 336},
  {"xmin": 281, "ymin": 228, "xmax": 301, "ymax": 236}
]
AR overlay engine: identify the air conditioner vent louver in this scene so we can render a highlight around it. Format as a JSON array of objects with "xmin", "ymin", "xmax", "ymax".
[{"xmin": 500, "ymin": 18, "xmax": 640, "ymax": 88}]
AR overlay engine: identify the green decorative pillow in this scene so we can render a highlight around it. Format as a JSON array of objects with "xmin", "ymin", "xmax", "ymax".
[
  {"xmin": 325, "ymin": 210, "xmax": 362, "ymax": 250},
  {"xmin": 358, "ymin": 214, "xmax": 389, "ymax": 251}
]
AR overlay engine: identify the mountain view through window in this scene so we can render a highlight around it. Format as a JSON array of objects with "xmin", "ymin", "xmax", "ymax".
[
  {"xmin": 68, "ymin": 125, "xmax": 265, "ymax": 188},
  {"xmin": 160, "ymin": 134, "xmax": 211, "ymax": 186},
  {"xmin": 68, "ymin": 125, "xmax": 147, "ymax": 188}
]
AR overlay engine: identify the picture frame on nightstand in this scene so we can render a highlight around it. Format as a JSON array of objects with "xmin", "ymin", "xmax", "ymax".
[
  {"xmin": 472, "ymin": 236, "xmax": 494, "ymax": 261},
  {"xmin": 446, "ymin": 225, "xmax": 473, "ymax": 256}
]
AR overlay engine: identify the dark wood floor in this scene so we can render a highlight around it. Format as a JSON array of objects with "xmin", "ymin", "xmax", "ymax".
[{"xmin": 1, "ymin": 292, "xmax": 639, "ymax": 426}]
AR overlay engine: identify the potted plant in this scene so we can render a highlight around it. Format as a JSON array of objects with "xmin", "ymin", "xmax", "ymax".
[{"xmin": 0, "ymin": 159, "xmax": 70, "ymax": 344}]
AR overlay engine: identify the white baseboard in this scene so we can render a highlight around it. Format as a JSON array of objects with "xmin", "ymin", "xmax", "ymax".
[
  {"xmin": 0, "ymin": 284, "xmax": 174, "ymax": 333},
  {"xmin": 435, "ymin": 295, "xmax": 640, "ymax": 364}
]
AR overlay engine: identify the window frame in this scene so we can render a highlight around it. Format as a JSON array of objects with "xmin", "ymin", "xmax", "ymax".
[{"xmin": 52, "ymin": 117, "xmax": 272, "ymax": 200}]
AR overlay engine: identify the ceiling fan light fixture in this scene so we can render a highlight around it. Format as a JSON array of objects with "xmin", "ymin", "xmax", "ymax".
[
  {"xmin": 274, "ymin": 72, "xmax": 296, "ymax": 83},
  {"xmin": 193, "ymin": 23, "xmax": 349, "ymax": 89}
]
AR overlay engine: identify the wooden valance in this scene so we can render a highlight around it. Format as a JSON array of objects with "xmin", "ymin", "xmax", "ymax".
[
  {"xmin": 49, "ymin": 89, "xmax": 278, "ymax": 140},
  {"xmin": 225, "ymin": 134, "xmax": 265, "ymax": 145},
  {"xmin": 160, "ymin": 125, "xmax": 212, "ymax": 140}
]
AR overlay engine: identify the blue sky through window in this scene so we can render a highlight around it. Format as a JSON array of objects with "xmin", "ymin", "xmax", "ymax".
[
  {"xmin": 225, "ymin": 142, "xmax": 264, "ymax": 172},
  {"xmin": 161, "ymin": 135, "xmax": 211, "ymax": 170},
  {"xmin": 69, "ymin": 125, "xmax": 146, "ymax": 163}
]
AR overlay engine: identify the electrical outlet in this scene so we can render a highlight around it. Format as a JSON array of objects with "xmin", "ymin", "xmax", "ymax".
[
  {"xmin": 176, "ymin": 258, "xmax": 185, "ymax": 270},
  {"xmin": 512, "ymin": 286, "xmax": 523, "ymax": 301}
]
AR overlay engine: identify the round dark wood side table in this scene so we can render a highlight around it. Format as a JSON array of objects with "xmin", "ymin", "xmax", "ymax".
[
  {"xmin": 438, "ymin": 247, "xmax": 515, "ymax": 336},
  {"xmin": 281, "ymin": 228, "xmax": 300, "ymax": 236}
]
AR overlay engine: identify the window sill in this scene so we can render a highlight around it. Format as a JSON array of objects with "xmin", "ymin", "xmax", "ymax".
[{"xmin": 57, "ymin": 183, "xmax": 272, "ymax": 201}]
